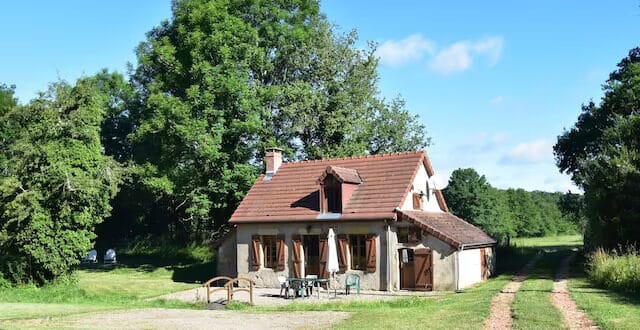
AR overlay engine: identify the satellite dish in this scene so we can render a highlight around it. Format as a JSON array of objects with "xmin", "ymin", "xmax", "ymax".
[{"xmin": 429, "ymin": 174, "xmax": 449, "ymax": 190}]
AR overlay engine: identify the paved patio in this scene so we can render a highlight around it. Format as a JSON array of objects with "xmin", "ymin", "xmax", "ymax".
[{"xmin": 159, "ymin": 286, "xmax": 439, "ymax": 306}]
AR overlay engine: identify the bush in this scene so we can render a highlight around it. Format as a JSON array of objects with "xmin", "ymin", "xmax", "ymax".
[{"xmin": 587, "ymin": 247, "xmax": 640, "ymax": 293}]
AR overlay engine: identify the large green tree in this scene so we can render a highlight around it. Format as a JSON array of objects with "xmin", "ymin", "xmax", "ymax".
[
  {"xmin": 554, "ymin": 47, "xmax": 640, "ymax": 248},
  {"xmin": 120, "ymin": 0, "xmax": 430, "ymax": 241},
  {"xmin": 0, "ymin": 78, "xmax": 121, "ymax": 283}
]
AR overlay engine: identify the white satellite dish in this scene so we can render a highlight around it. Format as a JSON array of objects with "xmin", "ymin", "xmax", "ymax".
[{"xmin": 428, "ymin": 174, "xmax": 449, "ymax": 190}]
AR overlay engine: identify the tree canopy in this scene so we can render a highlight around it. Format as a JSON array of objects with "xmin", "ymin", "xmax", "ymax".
[
  {"xmin": 0, "ymin": 79, "xmax": 121, "ymax": 283},
  {"xmin": 554, "ymin": 47, "xmax": 640, "ymax": 248},
  {"xmin": 444, "ymin": 168, "xmax": 577, "ymax": 243}
]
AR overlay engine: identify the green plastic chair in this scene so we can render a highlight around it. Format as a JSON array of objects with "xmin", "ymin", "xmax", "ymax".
[{"xmin": 345, "ymin": 274, "xmax": 360, "ymax": 295}]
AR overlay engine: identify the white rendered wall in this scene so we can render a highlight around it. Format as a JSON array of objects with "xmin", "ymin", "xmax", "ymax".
[
  {"xmin": 458, "ymin": 248, "xmax": 482, "ymax": 288},
  {"xmin": 400, "ymin": 163, "xmax": 443, "ymax": 212}
]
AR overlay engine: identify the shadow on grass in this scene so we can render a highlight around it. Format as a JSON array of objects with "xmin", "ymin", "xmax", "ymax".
[{"xmin": 77, "ymin": 254, "xmax": 216, "ymax": 284}]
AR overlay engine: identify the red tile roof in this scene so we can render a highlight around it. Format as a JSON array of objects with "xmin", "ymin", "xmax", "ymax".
[
  {"xmin": 317, "ymin": 166, "xmax": 362, "ymax": 184},
  {"xmin": 230, "ymin": 151, "xmax": 447, "ymax": 223},
  {"xmin": 398, "ymin": 210, "xmax": 497, "ymax": 248}
]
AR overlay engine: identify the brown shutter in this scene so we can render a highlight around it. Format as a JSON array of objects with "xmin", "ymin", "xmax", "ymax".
[
  {"xmin": 480, "ymin": 248, "xmax": 487, "ymax": 280},
  {"xmin": 414, "ymin": 248, "xmax": 433, "ymax": 291},
  {"xmin": 319, "ymin": 237, "xmax": 328, "ymax": 279},
  {"xmin": 412, "ymin": 192, "xmax": 422, "ymax": 209},
  {"xmin": 365, "ymin": 234, "xmax": 377, "ymax": 273},
  {"xmin": 250, "ymin": 235, "xmax": 261, "ymax": 271},
  {"xmin": 291, "ymin": 235, "xmax": 303, "ymax": 278},
  {"xmin": 276, "ymin": 235, "xmax": 286, "ymax": 271},
  {"xmin": 337, "ymin": 234, "xmax": 349, "ymax": 272}
]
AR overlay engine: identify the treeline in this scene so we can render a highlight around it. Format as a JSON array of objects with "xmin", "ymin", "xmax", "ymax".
[
  {"xmin": 443, "ymin": 168, "xmax": 579, "ymax": 244},
  {"xmin": 0, "ymin": 0, "xmax": 431, "ymax": 284},
  {"xmin": 555, "ymin": 48, "xmax": 640, "ymax": 249}
]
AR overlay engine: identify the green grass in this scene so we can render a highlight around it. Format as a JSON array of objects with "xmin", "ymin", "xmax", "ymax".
[
  {"xmin": 227, "ymin": 275, "xmax": 512, "ymax": 330},
  {"xmin": 512, "ymin": 235, "xmax": 583, "ymax": 248},
  {"xmin": 569, "ymin": 256, "xmax": 640, "ymax": 330},
  {"xmin": 512, "ymin": 250, "xmax": 568, "ymax": 330},
  {"xmin": 586, "ymin": 248, "xmax": 640, "ymax": 293},
  {"xmin": 0, "ymin": 256, "xmax": 210, "ymax": 323}
]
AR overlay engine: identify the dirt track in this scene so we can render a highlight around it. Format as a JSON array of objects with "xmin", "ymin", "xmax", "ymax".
[{"xmin": 2, "ymin": 309, "xmax": 351, "ymax": 330}]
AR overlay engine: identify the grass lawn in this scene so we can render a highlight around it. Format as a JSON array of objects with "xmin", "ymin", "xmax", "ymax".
[
  {"xmin": 227, "ymin": 275, "xmax": 513, "ymax": 330},
  {"xmin": 512, "ymin": 250, "xmax": 568, "ymax": 330},
  {"xmin": 568, "ymin": 257, "xmax": 640, "ymax": 330},
  {"xmin": 0, "ymin": 258, "xmax": 209, "ymax": 323},
  {"xmin": 511, "ymin": 235, "xmax": 583, "ymax": 248}
]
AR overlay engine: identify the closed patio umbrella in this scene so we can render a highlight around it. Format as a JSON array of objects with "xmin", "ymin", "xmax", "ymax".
[{"xmin": 327, "ymin": 228, "xmax": 339, "ymax": 295}]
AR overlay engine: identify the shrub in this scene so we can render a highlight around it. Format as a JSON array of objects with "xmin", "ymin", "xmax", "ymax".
[{"xmin": 587, "ymin": 247, "xmax": 640, "ymax": 293}]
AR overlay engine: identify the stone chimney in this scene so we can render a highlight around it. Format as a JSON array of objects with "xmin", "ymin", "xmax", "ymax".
[{"xmin": 265, "ymin": 147, "xmax": 283, "ymax": 176}]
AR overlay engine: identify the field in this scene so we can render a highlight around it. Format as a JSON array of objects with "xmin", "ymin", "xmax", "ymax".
[{"xmin": 2, "ymin": 234, "xmax": 640, "ymax": 329}]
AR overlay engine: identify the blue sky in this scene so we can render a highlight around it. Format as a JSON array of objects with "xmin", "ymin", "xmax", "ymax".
[{"xmin": 2, "ymin": 1, "xmax": 639, "ymax": 192}]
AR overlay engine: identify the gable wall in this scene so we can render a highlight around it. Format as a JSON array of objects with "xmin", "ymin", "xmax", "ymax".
[{"xmin": 400, "ymin": 163, "xmax": 443, "ymax": 212}]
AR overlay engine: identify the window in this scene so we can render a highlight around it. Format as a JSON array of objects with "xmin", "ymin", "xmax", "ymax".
[
  {"xmin": 349, "ymin": 235, "xmax": 367, "ymax": 270},
  {"xmin": 262, "ymin": 236, "xmax": 278, "ymax": 269},
  {"xmin": 398, "ymin": 227, "xmax": 422, "ymax": 243},
  {"xmin": 322, "ymin": 175, "xmax": 342, "ymax": 213},
  {"xmin": 412, "ymin": 192, "xmax": 422, "ymax": 210}
]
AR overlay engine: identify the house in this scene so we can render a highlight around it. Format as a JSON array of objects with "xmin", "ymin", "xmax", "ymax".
[{"xmin": 216, "ymin": 149, "xmax": 497, "ymax": 291}]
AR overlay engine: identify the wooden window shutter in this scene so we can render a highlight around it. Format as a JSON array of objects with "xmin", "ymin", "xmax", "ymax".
[
  {"xmin": 276, "ymin": 235, "xmax": 286, "ymax": 271},
  {"xmin": 319, "ymin": 237, "xmax": 329, "ymax": 279},
  {"xmin": 414, "ymin": 248, "xmax": 433, "ymax": 291},
  {"xmin": 291, "ymin": 235, "xmax": 303, "ymax": 278},
  {"xmin": 412, "ymin": 192, "xmax": 422, "ymax": 210},
  {"xmin": 250, "ymin": 235, "xmax": 261, "ymax": 271},
  {"xmin": 337, "ymin": 234, "xmax": 349, "ymax": 272},
  {"xmin": 365, "ymin": 234, "xmax": 377, "ymax": 273}
]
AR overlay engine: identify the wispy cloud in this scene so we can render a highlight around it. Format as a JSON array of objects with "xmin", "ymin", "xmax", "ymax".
[
  {"xmin": 376, "ymin": 34, "xmax": 435, "ymax": 67},
  {"xmin": 490, "ymin": 96, "xmax": 504, "ymax": 105},
  {"xmin": 501, "ymin": 139, "xmax": 554, "ymax": 164},
  {"xmin": 458, "ymin": 132, "xmax": 508, "ymax": 152},
  {"xmin": 428, "ymin": 36, "xmax": 504, "ymax": 75}
]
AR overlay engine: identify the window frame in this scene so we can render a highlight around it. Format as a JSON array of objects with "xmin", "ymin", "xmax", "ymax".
[
  {"xmin": 261, "ymin": 235, "xmax": 278, "ymax": 269},
  {"xmin": 349, "ymin": 234, "xmax": 367, "ymax": 271}
]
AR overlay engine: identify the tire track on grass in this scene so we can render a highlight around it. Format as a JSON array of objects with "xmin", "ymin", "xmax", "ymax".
[
  {"xmin": 551, "ymin": 253, "xmax": 598, "ymax": 330},
  {"xmin": 483, "ymin": 252, "xmax": 543, "ymax": 330}
]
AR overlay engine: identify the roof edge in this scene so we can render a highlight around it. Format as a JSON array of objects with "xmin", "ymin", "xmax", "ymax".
[{"xmin": 229, "ymin": 212, "xmax": 396, "ymax": 224}]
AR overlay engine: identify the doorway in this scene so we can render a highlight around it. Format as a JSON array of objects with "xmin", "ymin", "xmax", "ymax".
[
  {"xmin": 303, "ymin": 235, "xmax": 320, "ymax": 276},
  {"xmin": 398, "ymin": 248, "xmax": 415, "ymax": 289}
]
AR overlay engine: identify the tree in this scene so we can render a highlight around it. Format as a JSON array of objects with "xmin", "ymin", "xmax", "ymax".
[
  {"xmin": 121, "ymin": 0, "xmax": 430, "ymax": 241},
  {"xmin": 0, "ymin": 78, "xmax": 121, "ymax": 283},
  {"xmin": 554, "ymin": 48, "xmax": 640, "ymax": 248}
]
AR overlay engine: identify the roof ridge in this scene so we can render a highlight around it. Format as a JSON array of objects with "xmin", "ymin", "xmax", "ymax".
[{"xmin": 282, "ymin": 150, "xmax": 425, "ymax": 167}]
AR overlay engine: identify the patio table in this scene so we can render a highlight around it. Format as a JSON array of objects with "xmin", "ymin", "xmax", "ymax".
[{"xmin": 287, "ymin": 277, "xmax": 332, "ymax": 299}]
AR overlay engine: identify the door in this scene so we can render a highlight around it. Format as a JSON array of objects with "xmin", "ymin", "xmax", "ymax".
[
  {"xmin": 398, "ymin": 248, "xmax": 415, "ymax": 289},
  {"xmin": 480, "ymin": 248, "xmax": 488, "ymax": 280},
  {"xmin": 414, "ymin": 248, "xmax": 433, "ymax": 291},
  {"xmin": 303, "ymin": 235, "xmax": 320, "ymax": 276}
]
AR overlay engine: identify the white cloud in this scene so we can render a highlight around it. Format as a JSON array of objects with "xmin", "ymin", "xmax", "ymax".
[
  {"xmin": 501, "ymin": 139, "xmax": 554, "ymax": 164},
  {"xmin": 376, "ymin": 34, "xmax": 435, "ymax": 67},
  {"xmin": 428, "ymin": 36, "xmax": 504, "ymax": 75}
]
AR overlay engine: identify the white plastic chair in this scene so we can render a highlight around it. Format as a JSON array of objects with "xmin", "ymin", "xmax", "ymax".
[
  {"xmin": 82, "ymin": 250, "xmax": 97, "ymax": 264},
  {"xmin": 305, "ymin": 274, "xmax": 318, "ymax": 296},
  {"xmin": 104, "ymin": 249, "xmax": 117, "ymax": 264},
  {"xmin": 278, "ymin": 275, "xmax": 290, "ymax": 298}
]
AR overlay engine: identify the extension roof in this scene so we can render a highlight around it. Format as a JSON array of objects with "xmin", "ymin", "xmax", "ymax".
[
  {"xmin": 229, "ymin": 151, "xmax": 448, "ymax": 223},
  {"xmin": 397, "ymin": 210, "xmax": 497, "ymax": 249}
]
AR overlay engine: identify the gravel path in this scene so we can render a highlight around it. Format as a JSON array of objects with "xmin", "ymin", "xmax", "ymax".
[
  {"xmin": 551, "ymin": 254, "xmax": 599, "ymax": 330},
  {"xmin": 483, "ymin": 253, "xmax": 543, "ymax": 330},
  {"xmin": 4, "ymin": 309, "xmax": 351, "ymax": 330}
]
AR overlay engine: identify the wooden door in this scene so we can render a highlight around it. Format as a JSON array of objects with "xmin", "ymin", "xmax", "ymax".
[
  {"xmin": 399, "ymin": 249, "xmax": 415, "ymax": 289},
  {"xmin": 480, "ymin": 248, "xmax": 488, "ymax": 280},
  {"xmin": 414, "ymin": 248, "xmax": 433, "ymax": 291}
]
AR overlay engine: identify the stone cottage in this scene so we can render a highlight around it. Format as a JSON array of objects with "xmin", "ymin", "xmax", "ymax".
[{"xmin": 216, "ymin": 149, "xmax": 496, "ymax": 291}]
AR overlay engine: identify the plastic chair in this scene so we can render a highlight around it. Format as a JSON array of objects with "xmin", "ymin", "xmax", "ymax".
[
  {"xmin": 345, "ymin": 274, "xmax": 360, "ymax": 295},
  {"xmin": 104, "ymin": 249, "xmax": 117, "ymax": 264},
  {"xmin": 278, "ymin": 275, "xmax": 290, "ymax": 298},
  {"xmin": 305, "ymin": 275, "xmax": 318, "ymax": 296},
  {"xmin": 82, "ymin": 250, "xmax": 97, "ymax": 264}
]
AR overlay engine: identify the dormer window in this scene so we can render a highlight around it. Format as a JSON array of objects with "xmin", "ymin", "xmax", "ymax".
[
  {"xmin": 317, "ymin": 166, "xmax": 362, "ymax": 214},
  {"xmin": 322, "ymin": 175, "xmax": 342, "ymax": 213}
]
